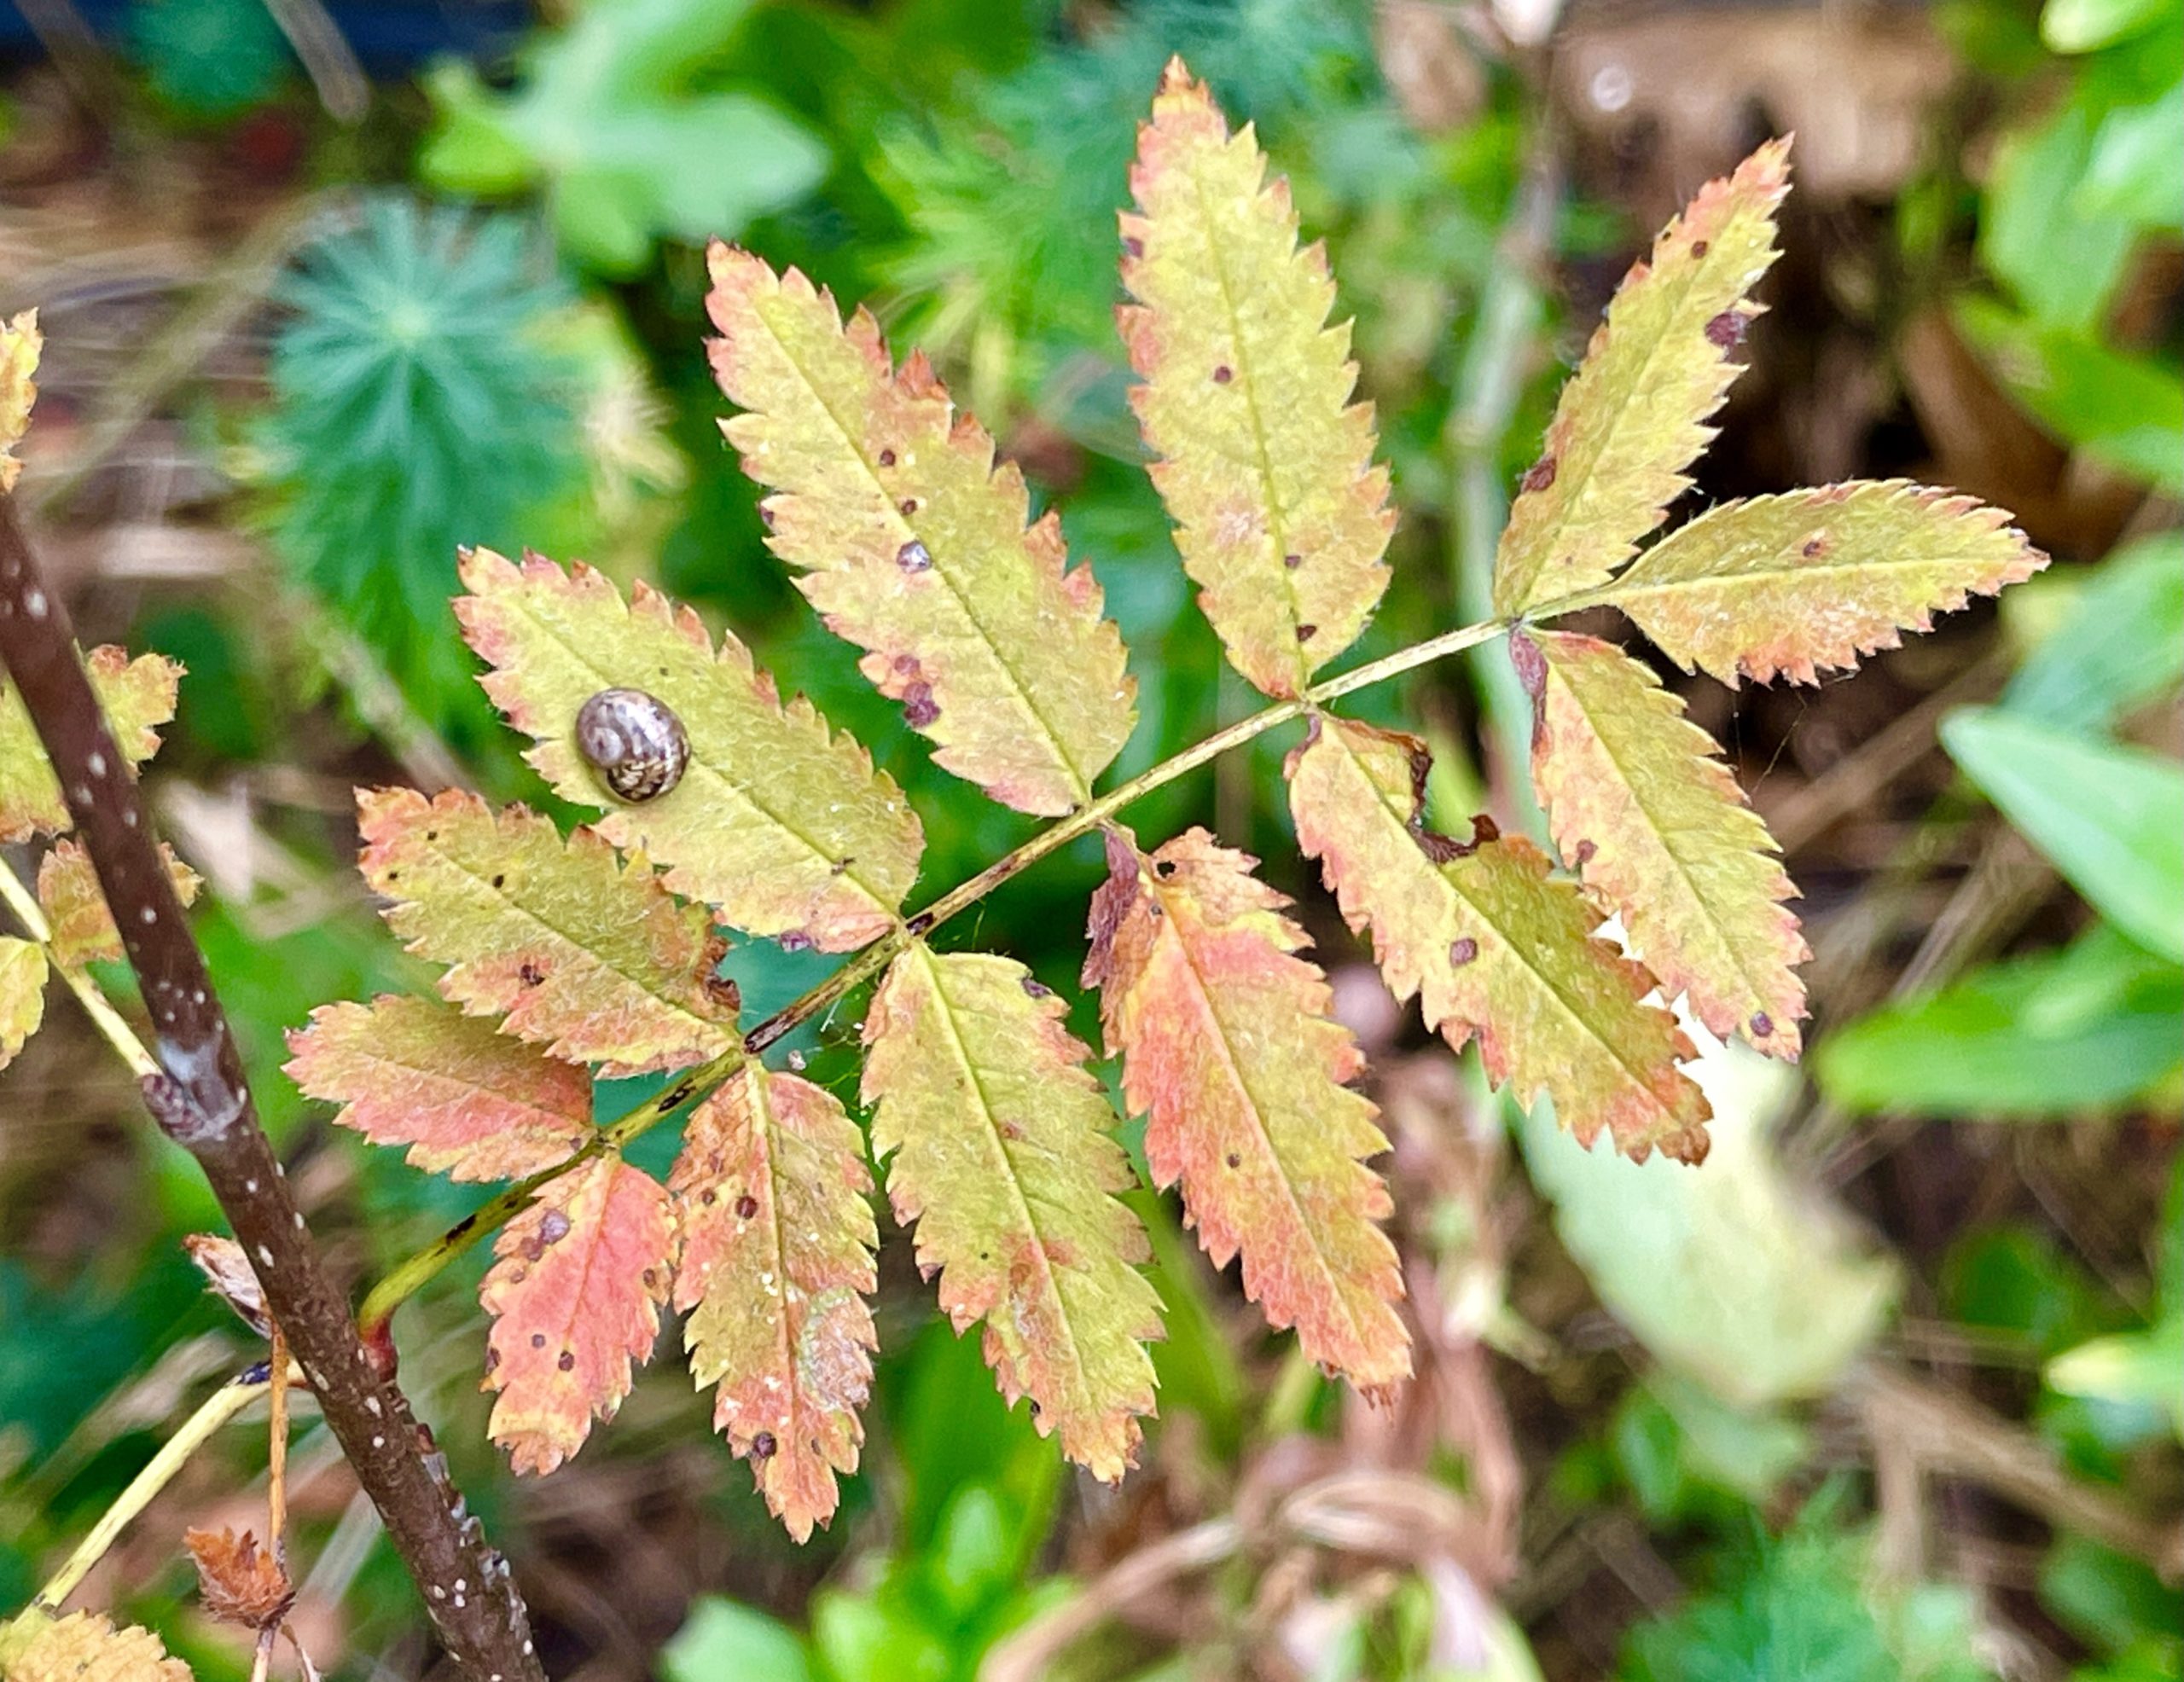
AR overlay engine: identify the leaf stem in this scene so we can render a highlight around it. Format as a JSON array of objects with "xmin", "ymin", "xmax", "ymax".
[
  {"xmin": 358, "ymin": 611, "xmax": 1516, "ymax": 1325},
  {"xmin": 34, "ymin": 1366, "xmax": 277, "ymax": 1612},
  {"xmin": 0, "ymin": 860, "xmax": 160, "ymax": 1080}
]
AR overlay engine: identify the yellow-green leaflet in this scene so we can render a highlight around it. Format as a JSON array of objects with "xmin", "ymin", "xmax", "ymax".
[
  {"xmin": 1518, "ymin": 630, "xmax": 1807, "ymax": 1057},
  {"xmin": 456, "ymin": 548, "xmax": 921, "ymax": 950},
  {"xmin": 1287, "ymin": 715, "xmax": 1712, "ymax": 1164},
  {"xmin": 37, "ymin": 838, "xmax": 200, "ymax": 971},
  {"xmin": 671, "ymin": 1064, "xmax": 878, "ymax": 1542},
  {"xmin": 707, "ymin": 246, "xmax": 1135, "ymax": 815},
  {"xmin": 1597, "ymin": 481, "xmax": 2048, "ymax": 684},
  {"xmin": 357, "ymin": 787, "xmax": 736, "ymax": 1078},
  {"xmin": 862, "ymin": 943, "xmax": 1162, "ymax": 1476},
  {"xmin": 1120, "ymin": 60, "xmax": 1393, "ymax": 699},
  {"xmin": 1, "ymin": 308, "xmax": 39, "ymax": 491},
  {"xmin": 1492, "ymin": 139, "xmax": 1791, "ymax": 617},
  {"xmin": 0, "ymin": 937, "xmax": 46, "ymax": 1073},
  {"xmin": 1085, "ymin": 827, "xmax": 1409, "ymax": 1390},
  {"xmin": 0, "ymin": 647, "xmax": 181, "ymax": 844},
  {"xmin": 0, "ymin": 1609, "xmax": 192, "ymax": 1682}
]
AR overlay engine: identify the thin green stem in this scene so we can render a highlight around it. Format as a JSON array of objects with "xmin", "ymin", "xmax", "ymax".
[
  {"xmin": 357, "ymin": 610, "xmax": 1518, "ymax": 1331},
  {"xmin": 34, "ymin": 1366, "xmax": 282, "ymax": 1611},
  {"xmin": 0, "ymin": 859, "xmax": 159, "ymax": 1080}
]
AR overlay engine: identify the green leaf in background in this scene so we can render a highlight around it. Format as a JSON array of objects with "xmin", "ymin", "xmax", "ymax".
[
  {"xmin": 421, "ymin": 0, "xmax": 828, "ymax": 276},
  {"xmin": 2003, "ymin": 534, "xmax": 2184, "ymax": 732},
  {"xmin": 2047, "ymin": 1315, "xmax": 2184, "ymax": 1436},
  {"xmin": 2079, "ymin": 80, "xmax": 2184, "ymax": 228},
  {"xmin": 1942, "ymin": 706, "xmax": 2184, "ymax": 962},
  {"xmin": 1956, "ymin": 299, "xmax": 2184, "ymax": 491},
  {"xmin": 2045, "ymin": 1158, "xmax": 2184, "ymax": 1439},
  {"xmin": 2042, "ymin": 0, "xmax": 2171, "ymax": 55},
  {"xmin": 1523, "ymin": 1038, "xmax": 1897, "ymax": 1409},
  {"xmin": 662, "ymin": 1596, "xmax": 814, "ymax": 1682},
  {"xmin": 1815, "ymin": 925, "xmax": 2184, "ymax": 1117},
  {"xmin": 1978, "ymin": 99, "xmax": 2140, "ymax": 331}
]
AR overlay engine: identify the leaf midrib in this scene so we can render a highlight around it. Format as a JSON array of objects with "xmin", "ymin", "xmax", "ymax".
[
  {"xmin": 913, "ymin": 948, "xmax": 1097, "ymax": 1415},
  {"xmin": 414, "ymin": 818, "xmax": 729, "ymax": 1055},
  {"xmin": 1334, "ymin": 729, "xmax": 1685, "ymax": 1121},
  {"xmin": 1181, "ymin": 154, "xmax": 1311, "ymax": 692},
  {"xmin": 1150, "ymin": 886, "xmax": 1383, "ymax": 1359},
  {"xmin": 750, "ymin": 299, "xmax": 1095, "ymax": 803},
  {"xmin": 1547, "ymin": 648, "xmax": 1781, "ymax": 1018}
]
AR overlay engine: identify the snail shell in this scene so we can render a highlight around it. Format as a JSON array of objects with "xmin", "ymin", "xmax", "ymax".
[{"xmin": 575, "ymin": 687, "xmax": 689, "ymax": 803}]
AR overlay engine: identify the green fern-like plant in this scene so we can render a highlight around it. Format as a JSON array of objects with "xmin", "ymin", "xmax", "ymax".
[{"xmin": 257, "ymin": 197, "xmax": 583, "ymax": 725}]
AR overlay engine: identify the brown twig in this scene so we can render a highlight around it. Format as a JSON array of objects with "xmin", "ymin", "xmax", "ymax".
[{"xmin": 0, "ymin": 500, "xmax": 543, "ymax": 1682}]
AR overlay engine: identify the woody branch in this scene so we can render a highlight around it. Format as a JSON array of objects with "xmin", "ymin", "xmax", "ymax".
[{"xmin": 0, "ymin": 500, "xmax": 545, "ymax": 1682}]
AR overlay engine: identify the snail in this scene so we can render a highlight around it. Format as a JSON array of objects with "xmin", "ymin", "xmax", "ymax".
[{"xmin": 575, "ymin": 687, "xmax": 689, "ymax": 803}]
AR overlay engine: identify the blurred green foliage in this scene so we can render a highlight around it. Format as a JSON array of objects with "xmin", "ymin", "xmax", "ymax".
[{"xmin": 421, "ymin": 0, "xmax": 828, "ymax": 276}]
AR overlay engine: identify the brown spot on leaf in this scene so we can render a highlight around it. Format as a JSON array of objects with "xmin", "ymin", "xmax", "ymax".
[
  {"xmin": 878, "ymin": 449, "xmax": 897, "ymax": 467},
  {"xmin": 780, "ymin": 929, "xmax": 815, "ymax": 954},
  {"xmin": 1020, "ymin": 975, "xmax": 1054, "ymax": 998},
  {"xmin": 735, "ymin": 1193, "xmax": 758, "ymax": 1219},
  {"xmin": 897, "ymin": 538, "xmax": 933, "ymax": 573},
  {"xmin": 750, "ymin": 1430, "xmax": 777, "ymax": 1459},
  {"xmin": 1124, "ymin": 235, "xmax": 1144, "ymax": 258},
  {"xmin": 1705, "ymin": 310, "xmax": 1747, "ymax": 349},
  {"xmin": 1508, "ymin": 632, "xmax": 1547, "ymax": 698},
  {"xmin": 518, "ymin": 961, "xmax": 545, "ymax": 989},
  {"xmin": 1801, "ymin": 536, "xmax": 1827, "ymax": 558},
  {"xmin": 1283, "ymin": 551, "xmax": 1303, "ymax": 569},
  {"xmin": 1691, "ymin": 239, "xmax": 1710, "ymax": 258},
  {"xmin": 1573, "ymin": 839, "xmax": 1597, "ymax": 866},
  {"xmin": 1296, "ymin": 623, "xmax": 1317, "ymax": 643},
  {"xmin": 902, "ymin": 681, "xmax": 939, "ymax": 728},
  {"xmin": 898, "ymin": 497, "xmax": 921, "ymax": 517},
  {"xmin": 1225, "ymin": 1152, "xmax": 1241, "ymax": 1169},
  {"xmin": 1519, "ymin": 455, "xmax": 1558, "ymax": 495},
  {"xmin": 557, "ymin": 1350, "xmax": 575, "ymax": 1372},
  {"xmin": 1212, "ymin": 364, "xmax": 1233, "ymax": 384},
  {"xmin": 1750, "ymin": 1012, "xmax": 1774, "ymax": 1039},
  {"xmin": 1449, "ymin": 937, "xmax": 1478, "ymax": 966},
  {"xmin": 530, "ymin": 1332, "xmax": 547, "ymax": 1349}
]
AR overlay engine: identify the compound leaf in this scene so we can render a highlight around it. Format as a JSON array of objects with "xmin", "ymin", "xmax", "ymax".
[
  {"xmin": 1119, "ymin": 59, "xmax": 1394, "ymax": 699},
  {"xmin": 0, "ymin": 1610, "xmax": 192, "ymax": 1682},
  {"xmin": 1287, "ymin": 715, "xmax": 1711, "ymax": 1163},
  {"xmin": 1516, "ymin": 630, "xmax": 1807, "ymax": 1056},
  {"xmin": 707, "ymin": 246, "xmax": 1135, "ymax": 815},
  {"xmin": 671, "ymin": 1063, "xmax": 878, "ymax": 1541},
  {"xmin": 1599, "ymin": 482, "xmax": 2048, "ymax": 684},
  {"xmin": 357, "ymin": 787, "xmax": 736, "ymax": 1077},
  {"xmin": 1492, "ymin": 140, "xmax": 1792, "ymax": 617},
  {"xmin": 479, "ymin": 1152, "xmax": 673, "ymax": 1475},
  {"xmin": 0, "ymin": 937, "xmax": 46, "ymax": 1073},
  {"xmin": 861, "ymin": 943, "xmax": 1162, "ymax": 1476},
  {"xmin": 37, "ymin": 838, "xmax": 200, "ymax": 971},
  {"xmin": 284, "ymin": 994, "xmax": 594, "ymax": 1182},
  {"xmin": 2, "ymin": 307, "xmax": 38, "ymax": 490},
  {"xmin": 1084, "ymin": 826, "xmax": 1408, "ymax": 1390},
  {"xmin": 456, "ymin": 548, "xmax": 921, "ymax": 950},
  {"xmin": 1, "ymin": 647, "xmax": 181, "ymax": 844}
]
